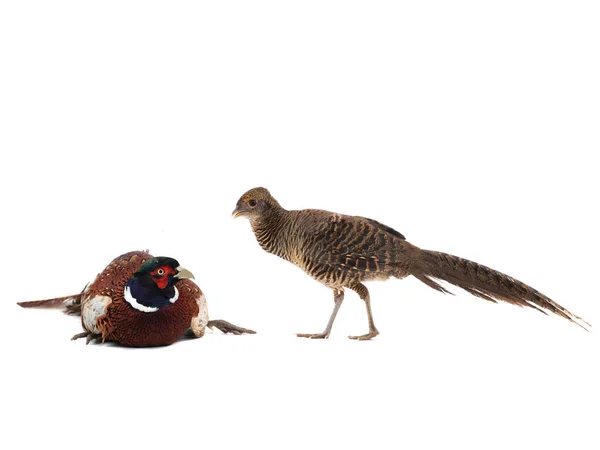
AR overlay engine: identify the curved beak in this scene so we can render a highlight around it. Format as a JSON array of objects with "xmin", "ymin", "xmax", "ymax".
[
  {"xmin": 174, "ymin": 267, "xmax": 195, "ymax": 280},
  {"xmin": 232, "ymin": 205, "xmax": 242, "ymax": 219}
]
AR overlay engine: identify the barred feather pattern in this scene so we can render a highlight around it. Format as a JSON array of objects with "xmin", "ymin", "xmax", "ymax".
[
  {"xmin": 252, "ymin": 209, "xmax": 415, "ymax": 289},
  {"xmin": 412, "ymin": 250, "xmax": 590, "ymax": 329}
]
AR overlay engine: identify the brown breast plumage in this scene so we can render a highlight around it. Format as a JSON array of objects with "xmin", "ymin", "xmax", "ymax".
[{"xmin": 84, "ymin": 250, "xmax": 201, "ymax": 347}]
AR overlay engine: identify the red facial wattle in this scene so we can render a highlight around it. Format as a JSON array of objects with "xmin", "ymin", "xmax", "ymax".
[{"xmin": 150, "ymin": 266, "xmax": 176, "ymax": 290}]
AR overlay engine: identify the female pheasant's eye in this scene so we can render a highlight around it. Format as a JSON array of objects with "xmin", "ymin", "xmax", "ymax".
[
  {"xmin": 157, "ymin": 268, "xmax": 165, "ymax": 276},
  {"xmin": 249, "ymin": 200, "xmax": 257, "ymax": 207}
]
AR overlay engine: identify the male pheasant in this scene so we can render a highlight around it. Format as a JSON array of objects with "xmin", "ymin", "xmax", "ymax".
[
  {"xmin": 233, "ymin": 187, "xmax": 589, "ymax": 340},
  {"xmin": 18, "ymin": 250, "xmax": 255, "ymax": 347}
]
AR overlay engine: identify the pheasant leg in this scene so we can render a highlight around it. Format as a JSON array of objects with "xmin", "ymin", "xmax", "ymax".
[
  {"xmin": 348, "ymin": 283, "xmax": 379, "ymax": 340},
  {"xmin": 297, "ymin": 289, "xmax": 344, "ymax": 339},
  {"xmin": 71, "ymin": 331, "xmax": 102, "ymax": 344},
  {"xmin": 207, "ymin": 320, "xmax": 256, "ymax": 335}
]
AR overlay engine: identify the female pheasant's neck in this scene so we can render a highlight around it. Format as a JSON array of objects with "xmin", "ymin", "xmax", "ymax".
[{"xmin": 251, "ymin": 208, "xmax": 288, "ymax": 255}]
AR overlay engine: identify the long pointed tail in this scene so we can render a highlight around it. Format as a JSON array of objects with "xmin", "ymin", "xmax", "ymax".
[
  {"xmin": 411, "ymin": 249, "xmax": 590, "ymax": 330},
  {"xmin": 18, "ymin": 293, "xmax": 83, "ymax": 315}
]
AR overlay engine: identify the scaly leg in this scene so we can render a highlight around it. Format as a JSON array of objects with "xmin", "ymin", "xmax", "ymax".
[
  {"xmin": 207, "ymin": 320, "xmax": 256, "ymax": 335},
  {"xmin": 297, "ymin": 288, "xmax": 344, "ymax": 339},
  {"xmin": 348, "ymin": 283, "xmax": 379, "ymax": 340},
  {"xmin": 71, "ymin": 331, "xmax": 102, "ymax": 345}
]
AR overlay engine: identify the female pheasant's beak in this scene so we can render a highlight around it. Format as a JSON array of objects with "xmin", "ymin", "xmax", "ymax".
[
  {"xmin": 174, "ymin": 267, "xmax": 195, "ymax": 280},
  {"xmin": 232, "ymin": 204, "xmax": 244, "ymax": 218}
]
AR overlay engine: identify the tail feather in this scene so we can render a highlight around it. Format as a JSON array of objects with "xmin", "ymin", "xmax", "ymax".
[
  {"xmin": 18, "ymin": 294, "xmax": 82, "ymax": 314},
  {"xmin": 412, "ymin": 249, "xmax": 590, "ymax": 330}
]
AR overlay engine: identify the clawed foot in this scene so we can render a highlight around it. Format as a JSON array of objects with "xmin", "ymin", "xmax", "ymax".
[
  {"xmin": 348, "ymin": 330, "xmax": 379, "ymax": 341},
  {"xmin": 296, "ymin": 333, "xmax": 330, "ymax": 339},
  {"xmin": 71, "ymin": 331, "xmax": 102, "ymax": 345},
  {"xmin": 207, "ymin": 320, "xmax": 256, "ymax": 335}
]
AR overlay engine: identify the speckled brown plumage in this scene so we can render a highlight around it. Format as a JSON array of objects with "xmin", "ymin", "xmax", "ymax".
[
  {"xmin": 18, "ymin": 250, "xmax": 255, "ymax": 347},
  {"xmin": 233, "ymin": 187, "xmax": 590, "ymax": 339}
]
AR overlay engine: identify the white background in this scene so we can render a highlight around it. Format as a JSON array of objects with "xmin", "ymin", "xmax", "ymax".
[{"xmin": 0, "ymin": 1, "xmax": 598, "ymax": 449}]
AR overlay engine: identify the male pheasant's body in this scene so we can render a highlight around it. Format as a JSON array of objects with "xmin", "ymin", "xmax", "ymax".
[
  {"xmin": 234, "ymin": 187, "xmax": 589, "ymax": 339},
  {"xmin": 79, "ymin": 251, "xmax": 205, "ymax": 347},
  {"xmin": 18, "ymin": 250, "xmax": 254, "ymax": 347}
]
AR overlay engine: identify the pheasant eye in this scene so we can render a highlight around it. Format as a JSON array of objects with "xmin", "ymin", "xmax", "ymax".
[
  {"xmin": 157, "ymin": 268, "xmax": 165, "ymax": 276},
  {"xmin": 249, "ymin": 200, "xmax": 257, "ymax": 207}
]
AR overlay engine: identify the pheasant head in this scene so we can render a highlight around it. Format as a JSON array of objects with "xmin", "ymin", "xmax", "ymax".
[
  {"xmin": 232, "ymin": 187, "xmax": 283, "ymax": 224},
  {"xmin": 124, "ymin": 257, "xmax": 195, "ymax": 313}
]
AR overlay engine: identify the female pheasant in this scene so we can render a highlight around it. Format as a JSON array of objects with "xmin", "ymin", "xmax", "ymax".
[
  {"xmin": 18, "ymin": 250, "xmax": 255, "ymax": 347},
  {"xmin": 233, "ymin": 187, "xmax": 589, "ymax": 340}
]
